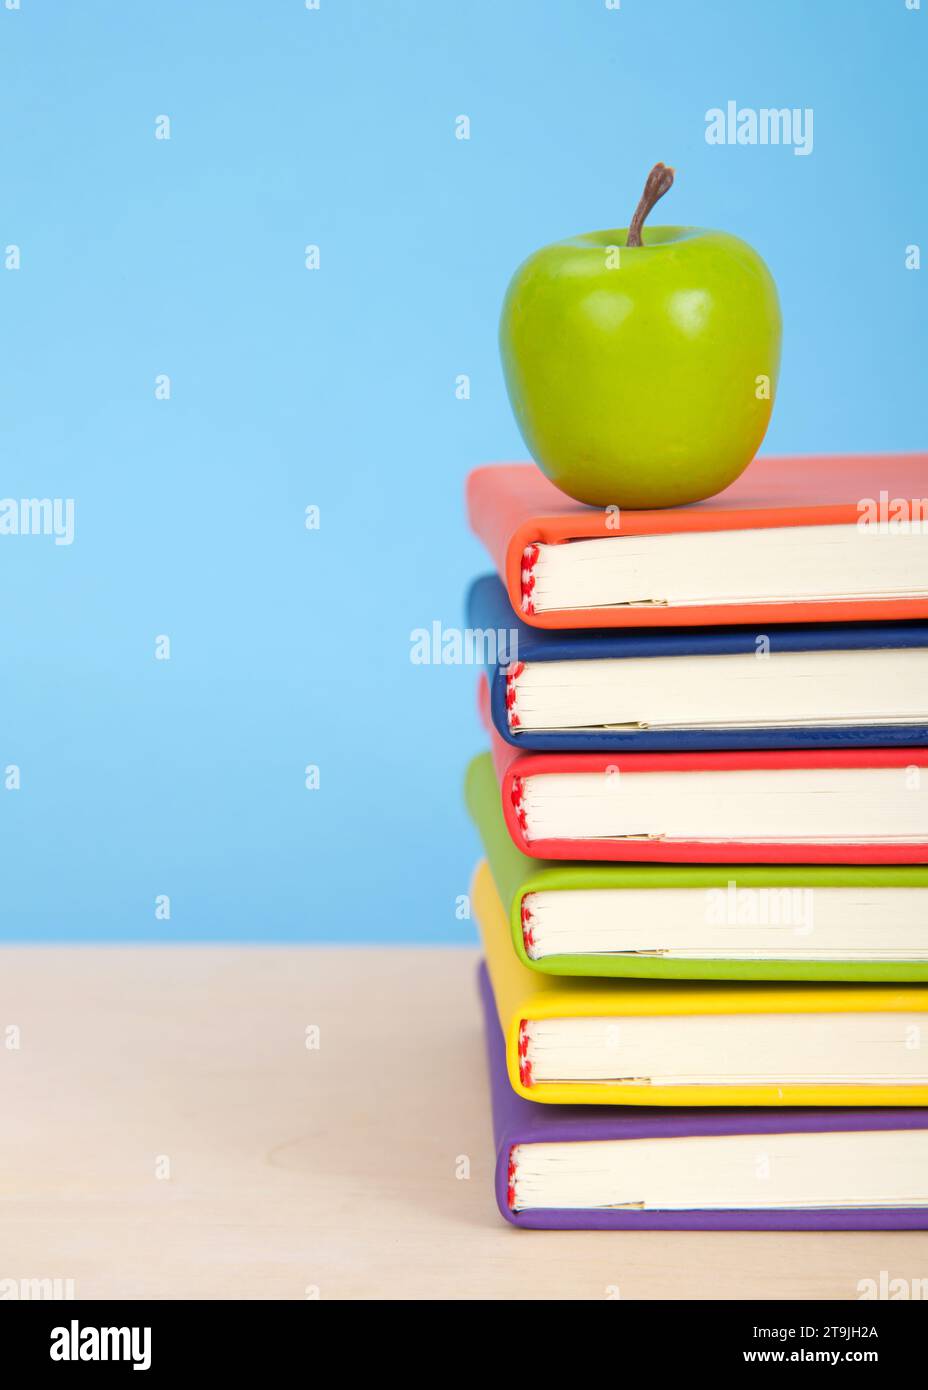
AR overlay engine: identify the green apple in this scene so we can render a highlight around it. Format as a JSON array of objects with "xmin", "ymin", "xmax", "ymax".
[{"xmin": 499, "ymin": 163, "xmax": 782, "ymax": 508}]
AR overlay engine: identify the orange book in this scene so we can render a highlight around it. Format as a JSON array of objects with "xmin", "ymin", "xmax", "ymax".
[{"xmin": 466, "ymin": 454, "xmax": 928, "ymax": 629}]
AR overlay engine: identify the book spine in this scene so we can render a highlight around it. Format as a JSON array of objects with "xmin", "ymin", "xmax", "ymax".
[
  {"xmin": 518, "ymin": 1020, "xmax": 533, "ymax": 1087},
  {"xmin": 505, "ymin": 661, "xmax": 523, "ymax": 729},
  {"xmin": 510, "ymin": 775, "xmax": 528, "ymax": 836},
  {"xmin": 521, "ymin": 544, "xmax": 539, "ymax": 615},
  {"xmin": 521, "ymin": 894, "xmax": 537, "ymax": 958},
  {"xmin": 506, "ymin": 1148, "xmax": 517, "ymax": 1210}
]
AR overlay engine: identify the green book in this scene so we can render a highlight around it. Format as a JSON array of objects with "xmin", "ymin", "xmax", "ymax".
[{"xmin": 465, "ymin": 752, "xmax": 928, "ymax": 983}]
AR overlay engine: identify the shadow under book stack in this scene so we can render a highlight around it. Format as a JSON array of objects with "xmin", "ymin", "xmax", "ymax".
[{"xmin": 463, "ymin": 454, "xmax": 928, "ymax": 1230}]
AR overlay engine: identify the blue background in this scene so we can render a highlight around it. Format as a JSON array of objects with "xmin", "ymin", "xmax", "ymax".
[{"xmin": 1, "ymin": 0, "xmax": 925, "ymax": 942}]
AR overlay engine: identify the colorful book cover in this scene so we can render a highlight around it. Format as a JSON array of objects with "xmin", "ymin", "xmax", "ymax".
[
  {"xmin": 466, "ymin": 455, "xmax": 928, "ymax": 630},
  {"xmin": 473, "ymin": 859, "xmax": 928, "ymax": 1108},
  {"xmin": 468, "ymin": 572, "xmax": 928, "ymax": 753},
  {"xmin": 465, "ymin": 751, "xmax": 928, "ymax": 983},
  {"xmin": 481, "ymin": 710, "xmax": 928, "ymax": 865},
  {"xmin": 479, "ymin": 961, "xmax": 928, "ymax": 1230}
]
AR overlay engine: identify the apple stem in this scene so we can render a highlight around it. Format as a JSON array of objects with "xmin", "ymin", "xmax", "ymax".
[{"xmin": 626, "ymin": 162, "xmax": 675, "ymax": 247}]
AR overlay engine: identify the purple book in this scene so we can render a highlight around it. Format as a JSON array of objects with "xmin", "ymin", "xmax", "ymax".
[{"xmin": 478, "ymin": 962, "xmax": 928, "ymax": 1230}]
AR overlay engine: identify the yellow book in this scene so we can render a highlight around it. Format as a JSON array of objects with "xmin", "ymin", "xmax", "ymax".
[{"xmin": 474, "ymin": 860, "xmax": 928, "ymax": 1107}]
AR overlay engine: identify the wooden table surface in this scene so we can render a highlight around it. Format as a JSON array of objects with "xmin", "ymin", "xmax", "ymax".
[{"xmin": 1, "ymin": 945, "xmax": 925, "ymax": 1301}]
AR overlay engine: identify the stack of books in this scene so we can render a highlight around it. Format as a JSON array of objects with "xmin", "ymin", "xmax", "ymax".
[{"xmin": 464, "ymin": 452, "xmax": 928, "ymax": 1229}]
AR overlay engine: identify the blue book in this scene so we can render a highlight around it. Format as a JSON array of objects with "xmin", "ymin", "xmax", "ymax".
[{"xmin": 467, "ymin": 573, "xmax": 928, "ymax": 752}]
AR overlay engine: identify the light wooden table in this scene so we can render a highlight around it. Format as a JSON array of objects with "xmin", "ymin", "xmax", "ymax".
[{"xmin": 1, "ymin": 946, "xmax": 925, "ymax": 1301}]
